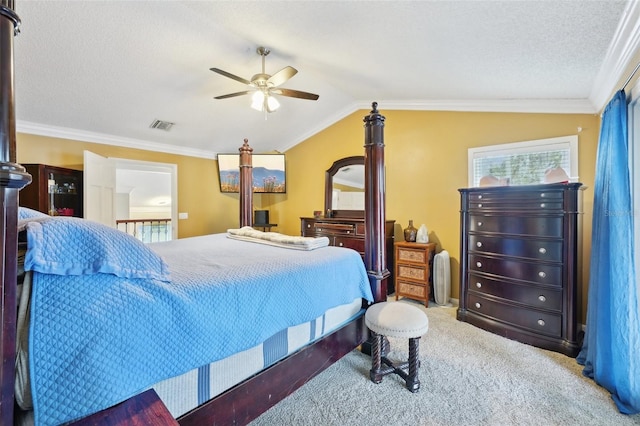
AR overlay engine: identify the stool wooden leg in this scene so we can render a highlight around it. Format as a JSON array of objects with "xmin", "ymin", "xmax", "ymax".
[
  {"xmin": 369, "ymin": 332, "xmax": 384, "ymax": 384},
  {"xmin": 406, "ymin": 337, "xmax": 421, "ymax": 392},
  {"xmin": 381, "ymin": 336, "xmax": 390, "ymax": 357}
]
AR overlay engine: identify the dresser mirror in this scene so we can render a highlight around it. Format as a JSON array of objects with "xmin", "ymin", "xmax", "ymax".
[{"xmin": 324, "ymin": 156, "xmax": 365, "ymax": 218}]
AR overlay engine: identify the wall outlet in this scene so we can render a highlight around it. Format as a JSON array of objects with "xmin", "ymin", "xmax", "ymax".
[{"xmin": 178, "ymin": 212, "xmax": 188, "ymax": 220}]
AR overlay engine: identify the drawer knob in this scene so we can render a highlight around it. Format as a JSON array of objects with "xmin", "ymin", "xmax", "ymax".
[
  {"xmin": 346, "ymin": 231, "xmax": 351, "ymax": 234},
  {"xmin": 477, "ymin": 221, "xmax": 483, "ymax": 227},
  {"xmin": 478, "ymin": 203, "xmax": 483, "ymax": 208},
  {"xmin": 537, "ymin": 319, "xmax": 546, "ymax": 327},
  {"xmin": 339, "ymin": 242, "xmax": 344, "ymax": 247},
  {"xmin": 538, "ymin": 295, "xmax": 546, "ymax": 302},
  {"xmin": 540, "ymin": 203, "xmax": 546, "ymax": 208},
  {"xmin": 478, "ymin": 195, "xmax": 482, "ymax": 199},
  {"xmin": 540, "ymin": 193, "xmax": 546, "ymax": 198},
  {"xmin": 539, "ymin": 247, "xmax": 547, "ymax": 254},
  {"xmin": 476, "ymin": 282, "xmax": 482, "ymax": 288},
  {"xmin": 318, "ymin": 228, "xmax": 322, "ymax": 232},
  {"xmin": 475, "ymin": 302, "xmax": 481, "ymax": 309},
  {"xmin": 476, "ymin": 261, "xmax": 482, "ymax": 268},
  {"xmin": 307, "ymin": 224, "xmax": 311, "ymax": 228},
  {"xmin": 538, "ymin": 271, "xmax": 546, "ymax": 278},
  {"xmin": 476, "ymin": 241, "xmax": 483, "ymax": 248}
]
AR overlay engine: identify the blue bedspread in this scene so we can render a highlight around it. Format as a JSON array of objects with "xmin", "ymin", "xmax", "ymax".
[{"xmin": 25, "ymin": 218, "xmax": 372, "ymax": 425}]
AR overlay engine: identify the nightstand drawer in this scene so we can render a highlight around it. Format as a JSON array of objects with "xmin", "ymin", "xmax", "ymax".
[
  {"xmin": 397, "ymin": 247, "xmax": 428, "ymax": 263},
  {"xmin": 397, "ymin": 281, "xmax": 427, "ymax": 299},
  {"xmin": 397, "ymin": 264, "xmax": 427, "ymax": 281}
]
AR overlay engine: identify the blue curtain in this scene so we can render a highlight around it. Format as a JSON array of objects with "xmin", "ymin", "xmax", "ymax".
[{"xmin": 577, "ymin": 90, "xmax": 640, "ymax": 414}]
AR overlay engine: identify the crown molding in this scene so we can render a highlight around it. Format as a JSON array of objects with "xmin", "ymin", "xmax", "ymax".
[
  {"xmin": 589, "ymin": 0, "xmax": 640, "ymax": 112},
  {"xmin": 16, "ymin": 121, "xmax": 218, "ymax": 159},
  {"xmin": 19, "ymin": 95, "xmax": 600, "ymax": 160},
  {"xmin": 355, "ymin": 99, "xmax": 597, "ymax": 114}
]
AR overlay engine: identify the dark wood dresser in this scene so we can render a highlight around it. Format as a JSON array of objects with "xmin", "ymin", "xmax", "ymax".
[
  {"xmin": 301, "ymin": 217, "xmax": 396, "ymax": 294},
  {"xmin": 457, "ymin": 183, "xmax": 584, "ymax": 357}
]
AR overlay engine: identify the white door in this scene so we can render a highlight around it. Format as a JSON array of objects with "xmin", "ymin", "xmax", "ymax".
[{"xmin": 83, "ymin": 150, "xmax": 116, "ymax": 227}]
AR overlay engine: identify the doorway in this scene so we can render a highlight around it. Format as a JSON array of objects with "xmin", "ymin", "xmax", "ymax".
[
  {"xmin": 115, "ymin": 158, "xmax": 177, "ymax": 241},
  {"xmin": 84, "ymin": 151, "xmax": 177, "ymax": 240}
]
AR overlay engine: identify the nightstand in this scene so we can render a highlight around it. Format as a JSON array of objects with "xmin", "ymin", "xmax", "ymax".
[{"xmin": 395, "ymin": 242, "xmax": 437, "ymax": 307}]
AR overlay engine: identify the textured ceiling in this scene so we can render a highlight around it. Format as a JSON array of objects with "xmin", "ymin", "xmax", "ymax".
[{"xmin": 12, "ymin": 0, "xmax": 639, "ymax": 159}]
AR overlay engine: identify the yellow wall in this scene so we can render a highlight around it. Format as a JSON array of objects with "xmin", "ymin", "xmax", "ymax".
[
  {"xmin": 269, "ymin": 109, "xmax": 599, "ymax": 322},
  {"xmin": 18, "ymin": 108, "xmax": 600, "ymax": 321},
  {"xmin": 16, "ymin": 133, "xmax": 242, "ymax": 238}
]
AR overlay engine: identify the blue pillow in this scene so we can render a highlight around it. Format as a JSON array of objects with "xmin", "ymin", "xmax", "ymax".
[
  {"xmin": 18, "ymin": 207, "xmax": 48, "ymax": 220},
  {"xmin": 24, "ymin": 217, "xmax": 171, "ymax": 281}
]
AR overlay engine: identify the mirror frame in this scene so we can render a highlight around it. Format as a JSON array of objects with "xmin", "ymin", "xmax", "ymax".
[{"xmin": 324, "ymin": 156, "xmax": 365, "ymax": 218}]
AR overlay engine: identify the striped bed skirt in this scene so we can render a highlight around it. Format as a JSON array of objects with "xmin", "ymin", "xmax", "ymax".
[{"xmin": 152, "ymin": 298, "xmax": 364, "ymax": 418}]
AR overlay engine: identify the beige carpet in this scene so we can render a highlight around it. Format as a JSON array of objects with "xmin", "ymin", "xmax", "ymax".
[{"xmin": 250, "ymin": 299, "xmax": 640, "ymax": 426}]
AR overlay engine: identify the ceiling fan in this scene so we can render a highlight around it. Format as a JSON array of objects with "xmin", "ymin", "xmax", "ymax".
[{"xmin": 211, "ymin": 47, "xmax": 319, "ymax": 113}]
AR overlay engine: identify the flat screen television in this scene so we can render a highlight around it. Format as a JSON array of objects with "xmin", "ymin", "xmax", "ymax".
[{"xmin": 217, "ymin": 153, "xmax": 286, "ymax": 193}]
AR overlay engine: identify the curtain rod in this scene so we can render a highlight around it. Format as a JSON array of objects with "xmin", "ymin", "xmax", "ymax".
[{"xmin": 622, "ymin": 61, "xmax": 640, "ymax": 91}]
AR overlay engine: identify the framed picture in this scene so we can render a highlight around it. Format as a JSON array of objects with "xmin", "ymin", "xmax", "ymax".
[{"xmin": 217, "ymin": 153, "xmax": 286, "ymax": 193}]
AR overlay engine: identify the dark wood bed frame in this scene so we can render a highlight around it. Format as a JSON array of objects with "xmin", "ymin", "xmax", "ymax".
[{"xmin": 0, "ymin": 3, "xmax": 388, "ymax": 424}]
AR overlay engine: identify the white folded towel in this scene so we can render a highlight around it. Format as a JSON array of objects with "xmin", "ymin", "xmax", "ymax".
[{"xmin": 227, "ymin": 226, "xmax": 330, "ymax": 250}]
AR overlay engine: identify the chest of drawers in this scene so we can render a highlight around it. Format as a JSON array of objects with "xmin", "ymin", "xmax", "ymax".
[
  {"xmin": 301, "ymin": 217, "xmax": 395, "ymax": 293},
  {"xmin": 457, "ymin": 183, "xmax": 584, "ymax": 357},
  {"xmin": 394, "ymin": 242, "xmax": 437, "ymax": 307}
]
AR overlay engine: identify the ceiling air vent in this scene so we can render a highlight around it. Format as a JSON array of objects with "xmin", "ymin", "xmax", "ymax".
[{"xmin": 149, "ymin": 119, "xmax": 174, "ymax": 131}]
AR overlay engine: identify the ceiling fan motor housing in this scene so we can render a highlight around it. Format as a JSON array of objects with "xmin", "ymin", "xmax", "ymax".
[{"xmin": 251, "ymin": 73, "xmax": 272, "ymax": 88}]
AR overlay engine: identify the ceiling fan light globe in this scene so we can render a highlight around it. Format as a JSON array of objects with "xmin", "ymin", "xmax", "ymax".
[
  {"xmin": 251, "ymin": 91, "xmax": 265, "ymax": 111},
  {"xmin": 267, "ymin": 95, "xmax": 280, "ymax": 111}
]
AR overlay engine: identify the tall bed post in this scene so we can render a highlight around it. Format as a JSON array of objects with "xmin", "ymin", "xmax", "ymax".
[
  {"xmin": 239, "ymin": 138, "xmax": 253, "ymax": 227},
  {"xmin": 363, "ymin": 102, "xmax": 389, "ymax": 302},
  {"xmin": 0, "ymin": 1, "xmax": 32, "ymax": 423}
]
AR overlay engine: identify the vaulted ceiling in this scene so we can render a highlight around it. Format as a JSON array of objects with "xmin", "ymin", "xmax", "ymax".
[{"xmin": 13, "ymin": 1, "xmax": 639, "ymax": 159}]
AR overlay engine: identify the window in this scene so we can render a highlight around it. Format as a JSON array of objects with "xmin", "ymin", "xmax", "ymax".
[{"xmin": 468, "ymin": 135, "xmax": 579, "ymax": 187}]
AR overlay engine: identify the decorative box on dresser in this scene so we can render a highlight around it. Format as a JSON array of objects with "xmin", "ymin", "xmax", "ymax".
[
  {"xmin": 301, "ymin": 217, "xmax": 396, "ymax": 293},
  {"xmin": 395, "ymin": 242, "xmax": 437, "ymax": 307},
  {"xmin": 457, "ymin": 183, "xmax": 584, "ymax": 357}
]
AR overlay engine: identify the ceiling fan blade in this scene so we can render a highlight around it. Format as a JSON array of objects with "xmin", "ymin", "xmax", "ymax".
[
  {"xmin": 272, "ymin": 88, "xmax": 319, "ymax": 101},
  {"xmin": 267, "ymin": 66, "xmax": 298, "ymax": 87},
  {"xmin": 210, "ymin": 68, "xmax": 252, "ymax": 86},
  {"xmin": 214, "ymin": 90, "xmax": 252, "ymax": 100}
]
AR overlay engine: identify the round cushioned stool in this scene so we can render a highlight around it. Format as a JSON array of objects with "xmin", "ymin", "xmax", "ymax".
[{"xmin": 365, "ymin": 301, "xmax": 429, "ymax": 392}]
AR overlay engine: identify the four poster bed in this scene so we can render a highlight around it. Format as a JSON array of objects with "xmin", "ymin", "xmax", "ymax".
[{"xmin": 0, "ymin": 4, "xmax": 390, "ymax": 425}]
